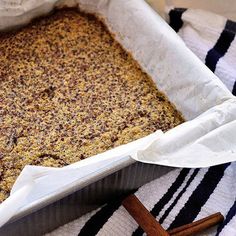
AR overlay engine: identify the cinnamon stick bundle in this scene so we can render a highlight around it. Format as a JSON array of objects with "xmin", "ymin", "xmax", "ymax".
[{"xmin": 122, "ymin": 194, "xmax": 224, "ymax": 236}]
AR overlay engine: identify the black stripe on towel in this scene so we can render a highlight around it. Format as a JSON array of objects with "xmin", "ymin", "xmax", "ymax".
[
  {"xmin": 168, "ymin": 163, "xmax": 230, "ymax": 230},
  {"xmin": 132, "ymin": 168, "xmax": 190, "ymax": 236},
  {"xmin": 169, "ymin": 8, "xmax": 187, "ymax": 32},
  {"xmin": 158, "ymin": 169, "xmax": 199, "ymax": 224},
  {"xmin": 216, "ymin": 199, "xmax": 236, "ymax": 235},
  {"xmin": 205, "ymin": 20, "xmax": 236, "ymax": 72},
  {"xmin": 78, "ymin": 199, "xmax": 122, "ymax": 236},
  {"xmin": 232, "ymin": 81, "xmax": 236, "ymax": 95},
  {"xmin": 225, "ymin": 20, "xmax": 236, "ymax": 33}
]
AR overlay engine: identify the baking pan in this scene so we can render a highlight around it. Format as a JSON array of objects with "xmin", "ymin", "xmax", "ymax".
[{"xmin": 0, "ymin": 160, "xmax": 173, "ymax": 236}]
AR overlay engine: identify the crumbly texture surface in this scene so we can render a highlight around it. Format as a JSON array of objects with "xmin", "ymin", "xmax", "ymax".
[{"xmin": 0, "ymin": 9, "xmax": 184, "ymax": 202}]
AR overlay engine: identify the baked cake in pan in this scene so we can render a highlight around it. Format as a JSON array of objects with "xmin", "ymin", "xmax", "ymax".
[{"xmin": 0, "ymin": 9, "xmax": 184, "ymax": 202}]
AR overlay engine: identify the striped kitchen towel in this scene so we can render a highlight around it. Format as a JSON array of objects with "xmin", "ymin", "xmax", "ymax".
[
  {"xmin": 46, "ymin": 8, "xmax": 236, "ymax": 236},
  {"xmin": 168, "ymin": 7, "xmax": 236, "ymax": 95}
]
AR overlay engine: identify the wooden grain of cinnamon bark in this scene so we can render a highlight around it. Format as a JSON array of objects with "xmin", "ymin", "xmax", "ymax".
[{"xmin": 122, "ymin": 194, "xmax": 169, "ymax": 236}]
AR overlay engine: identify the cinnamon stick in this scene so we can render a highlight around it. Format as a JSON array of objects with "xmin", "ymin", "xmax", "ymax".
[
  {"xmin": 122, "ymin": 194, "xmax": 224, "ymax": 236},
  {"xmin": 167, "ymin": 212, "xmax": 224, "ymax": 236},
  {"xmin": 122, "ymin": 194, "xmax": 169, "ymax": 236}
]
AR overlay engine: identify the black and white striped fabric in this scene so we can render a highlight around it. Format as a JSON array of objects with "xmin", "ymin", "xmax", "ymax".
[
  {"xmin": 47, "ymin": 8, "xmax": 236, "ymax": 236},
  {"xmin": 169, "ymin": 8, "xmax": 236, "ymax": 95}
]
